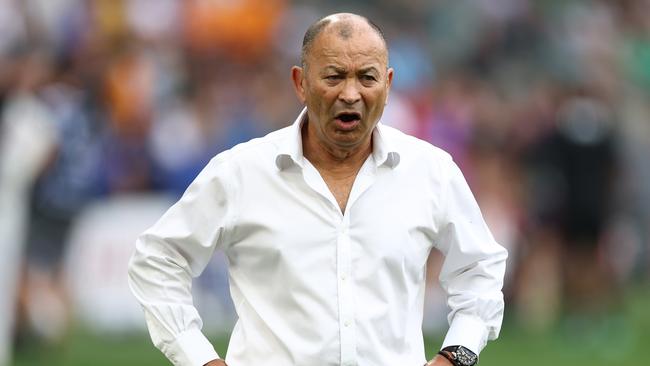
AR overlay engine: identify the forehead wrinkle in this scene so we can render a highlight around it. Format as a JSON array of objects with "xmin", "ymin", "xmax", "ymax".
[
  {"xmin": 317, "ymin": 55, "xmax": 384, "ymax": 70},
  {"xmin": 315, "ymin": 51, "xmax": 385, "ymax": 72},
  {"xmin": 317, "ymin": 43, "xmax": 386, "ymax": 62}
]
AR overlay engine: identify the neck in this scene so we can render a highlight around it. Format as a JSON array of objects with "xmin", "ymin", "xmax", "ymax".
[{"xmin": 302, "ymin": 123, "xmax": 372, "ymax": 177}]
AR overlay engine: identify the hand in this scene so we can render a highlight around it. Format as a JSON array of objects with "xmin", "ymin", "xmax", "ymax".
[
  {"xmin": 204, "ymin": 359, "xmax": 227, "ymax": 366},
  {"xmin": 424, "ymin": 354, "xmax": 454, "ymax": 366}
]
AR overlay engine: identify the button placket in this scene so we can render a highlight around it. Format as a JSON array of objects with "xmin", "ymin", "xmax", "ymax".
[{"xmin": 337, "ymin": 214, "xmax": 356, "ymax": 365}]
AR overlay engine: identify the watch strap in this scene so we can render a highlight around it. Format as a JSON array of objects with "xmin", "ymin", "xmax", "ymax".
[{"xmin": 437, "ymin": 349, "xmax": 457, "ymax": 366}]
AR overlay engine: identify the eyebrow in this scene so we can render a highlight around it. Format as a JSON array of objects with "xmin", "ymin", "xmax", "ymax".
[
  {"xmin": 321, "ymin": 65, "xmax": 380, "ymax": 74},
  {"xmin": 358, "ymin": 67, "xmax": 379, "ymax": 74},
  {"xmin": 322, "ymin": 66, "xmax": 347, "ymax": 73}
]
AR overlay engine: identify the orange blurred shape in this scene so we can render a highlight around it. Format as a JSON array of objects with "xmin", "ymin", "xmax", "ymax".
[
  {"xmin": 104, "ymin": 50, "xmax": 154, "ymax": 137},
  {"xmin": 183, "ymin": 0, "xmax": 286, "ymax": 59}
]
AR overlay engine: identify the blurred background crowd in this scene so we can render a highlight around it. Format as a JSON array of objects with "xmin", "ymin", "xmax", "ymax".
[{"xmin": 1, "ymin": 0, "xmax": 650, "ymax": 365}]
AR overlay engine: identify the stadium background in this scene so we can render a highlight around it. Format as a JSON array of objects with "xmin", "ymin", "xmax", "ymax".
[{"xmin": 0, "ymin": 0, "xmax": 649, "ymax": 365}]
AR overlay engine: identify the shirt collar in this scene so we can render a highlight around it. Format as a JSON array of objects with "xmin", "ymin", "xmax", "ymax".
[
  {"xmin": 275, "ymin": 107, "xmax": 401, "ymax": 170},
  {"xmin": 372, "ymin": 122, "xmax": 401, "ymax": 169},
  {"xmin": 275, "ymin": 108, "xmax": 308, "ymax": 170}
]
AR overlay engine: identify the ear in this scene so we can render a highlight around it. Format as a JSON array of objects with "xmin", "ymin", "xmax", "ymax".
[
  {"xmin": 384, "ymin": 67, "xmax": 394, "ymax": 105},
  {"xmin": 291, "ymin": 66, "xmax": 306, "ymax": 104}
]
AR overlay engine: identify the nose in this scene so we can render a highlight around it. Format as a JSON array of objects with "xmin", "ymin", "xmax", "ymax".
[{"xmin": 338, "ymin": 78, "xmax": 361, "ymax": 104}]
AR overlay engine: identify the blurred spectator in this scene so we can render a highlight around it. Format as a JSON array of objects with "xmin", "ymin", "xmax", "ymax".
[
  {"xmin": 518, "ymin": 92, "xmax": 619, "ymax": 330},
  {"xmin": 0, "ymin": 47, "xmax": 57, "ymax": 366},
  {"xmin": 19, "ymin": 51, "xmax": 104, "ymax": 345},
  {"xmin": 99, "ymin": 42, "xmax": 155, "ymax": 193}
]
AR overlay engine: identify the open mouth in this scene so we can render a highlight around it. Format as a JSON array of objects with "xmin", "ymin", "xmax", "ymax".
[{"xmin": 335, "ymin": 112, "xmax": 362, "ymax": 125}]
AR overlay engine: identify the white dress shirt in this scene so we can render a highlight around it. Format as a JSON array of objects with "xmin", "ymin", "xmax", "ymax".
[{"xmin": 128, "ymin": 108, "xmax": 507, "ymax": 366}]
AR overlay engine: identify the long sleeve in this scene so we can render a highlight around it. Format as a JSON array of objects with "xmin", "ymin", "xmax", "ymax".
[
  {"xmin": 127, "ymin": 155, "xmax": 236, "ymax": 366},
  {"xmin": 435, "ymin": 158, "xmax": 508, "ymax": 355}
]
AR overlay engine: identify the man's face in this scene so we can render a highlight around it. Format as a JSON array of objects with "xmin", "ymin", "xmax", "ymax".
[{"xmin": 292, "ymin": 22, "xmax": 393, "ymax": 152}]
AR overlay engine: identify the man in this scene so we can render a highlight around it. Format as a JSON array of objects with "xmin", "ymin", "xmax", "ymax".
[{"xmin": 128, "ymin": 13, "xmax": 507, "ymax": 366}]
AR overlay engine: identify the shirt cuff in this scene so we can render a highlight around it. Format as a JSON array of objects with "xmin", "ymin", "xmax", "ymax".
[
  {"xmin": 166, "ymin": 328, "xmax": 220, "ymax": 366},
  {"xmin": 441, "ymin": 314, "xmax": 488, "ymax": 355}
]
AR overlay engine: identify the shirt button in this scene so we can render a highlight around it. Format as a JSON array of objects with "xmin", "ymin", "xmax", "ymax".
[
  {"xmin": 344, "ymin": 320, "xmax": 351, "ymax": 327},
  {"xmin": 341, "ymin": 274, "xmax": 347, "ymax": 281}
]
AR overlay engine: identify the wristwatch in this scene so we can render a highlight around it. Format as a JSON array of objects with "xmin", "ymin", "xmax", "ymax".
[{"xmin": 437, "ymin": 345, "xmax": 478, "ymax": 366}]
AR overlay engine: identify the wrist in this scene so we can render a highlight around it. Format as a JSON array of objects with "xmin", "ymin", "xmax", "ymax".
[
  {"xmin": 425, "ymin": 354, "xmax": 455, "ymax": 366},
  {"xmin": 436, "ymin": 350, "xmax": 456, "ymax": 366},
  {"xmin": 437, "ymin": 345, "xmax": 478, "ymax": 366},
  {"xmin": 204, "ymin": 359, "xmax": 226, "ymax": 366}
]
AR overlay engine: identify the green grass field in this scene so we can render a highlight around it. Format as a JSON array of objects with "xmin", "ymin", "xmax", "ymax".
[{"xmin": 13, "ymin": 285, "xmax": 650, "ymax": 366}]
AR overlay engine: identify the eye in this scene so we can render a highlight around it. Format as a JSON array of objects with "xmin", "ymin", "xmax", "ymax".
[
  {"xmin": 360, "ymin": 74, "xmax": 377, "ymax": 82},
  {"xmin": 325, "ymin": 75, "xmax": 343, "ymax": 81}
]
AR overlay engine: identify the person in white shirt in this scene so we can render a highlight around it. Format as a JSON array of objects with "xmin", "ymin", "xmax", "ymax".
[{"xmin": 128, "ymin": 13, "xmax": 507, "ymax": 366}]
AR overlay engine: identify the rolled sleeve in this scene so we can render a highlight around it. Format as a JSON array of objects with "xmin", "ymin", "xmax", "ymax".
[
  {"xmin": 441, "ymin": 314, "xmax": 489, "ymax": 355},
  {"xmin": 436, "ymin": 157, "xmax": 508, "ymax": 355},
  {"xmin": 167, "ymin": 328, "xmax": 220, "ymax": 366}
]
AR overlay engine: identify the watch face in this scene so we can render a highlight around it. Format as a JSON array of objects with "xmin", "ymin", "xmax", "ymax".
[{"xmin": 453, "ymin": 346, "xmax": 478, "ymax": 366}]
